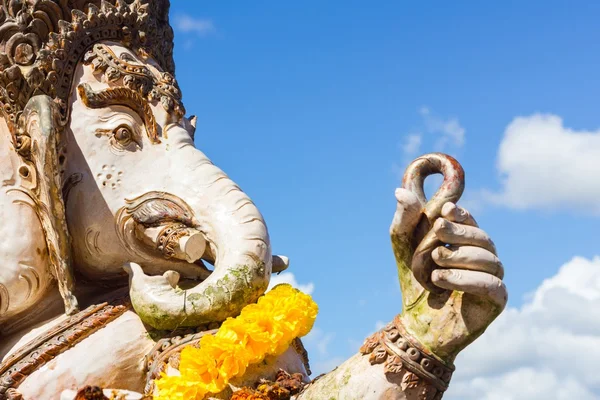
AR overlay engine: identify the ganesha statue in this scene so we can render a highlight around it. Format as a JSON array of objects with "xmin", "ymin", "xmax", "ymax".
[{"xmin": 0, "ymin": 1, "xmax": 507, "ymax": 399}]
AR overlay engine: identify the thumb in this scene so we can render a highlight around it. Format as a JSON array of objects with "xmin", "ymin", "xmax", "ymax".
[
  {"xmin": 390, "ymin": 188, "xmax": 423, "ymax": 238},
  {"xmin": 390, "ymin": 188, "xmax": 426, "ymax": 307}
]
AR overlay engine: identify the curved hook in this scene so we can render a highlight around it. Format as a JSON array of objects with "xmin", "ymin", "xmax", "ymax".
[{"xmin": 402, "ymin": 153, "xmax": 465, "ymax": 293}]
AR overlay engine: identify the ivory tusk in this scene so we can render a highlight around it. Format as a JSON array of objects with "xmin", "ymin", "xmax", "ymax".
[
  {"xmin": 135, "ymin": 223, "xmax": 206, "ymax": 263},
  {"xmin": 272, "ymin": 255, "xmax": 289, "ymax": 273},
  {"xmin": 177, "ymin": 231, "xmax": 206, "ymax": 263}
]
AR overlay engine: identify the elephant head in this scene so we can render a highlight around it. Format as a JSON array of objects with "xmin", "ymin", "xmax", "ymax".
[
  {"xmin": 0, "ymin": 1, "xmax": 278, "ymax": 331},
  {"xmin": 62, "ymin": 41, "xmax": 273, "ymax": 329}
]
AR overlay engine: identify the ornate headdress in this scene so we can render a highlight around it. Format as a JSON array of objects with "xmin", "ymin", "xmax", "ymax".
[
  {"xmin": 0, "ymin": 0, "xmax": 176, "ymax": 131},
  {"xmin": 0, "ymin": 0, "xmax": 180, "ymax": 315}
]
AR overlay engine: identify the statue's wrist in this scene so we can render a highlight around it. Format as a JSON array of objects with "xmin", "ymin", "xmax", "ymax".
[
  {"xmin": 360, "ymin": 315, "xmax": 454, "ymax": 399},
  {"xmin": 398, "ymin": 309, "xmax": 462, "ymax": 363}
]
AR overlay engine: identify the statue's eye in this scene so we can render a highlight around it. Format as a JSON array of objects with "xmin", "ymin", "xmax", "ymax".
[
  {"xmin": 95, "ymin": 123, "xmax": 139, "ymax": 152},
  {"xmin": 114, "ymin": 125, "xmax": 133, "ymax": 145}
]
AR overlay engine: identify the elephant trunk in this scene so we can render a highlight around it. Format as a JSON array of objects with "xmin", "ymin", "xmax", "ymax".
[{"xmin": 125, "ymin": 138, "xmax": 272, "ymax": 330}]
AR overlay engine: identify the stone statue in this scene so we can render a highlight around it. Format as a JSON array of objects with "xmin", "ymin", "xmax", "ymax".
[{"xmin": 0, "ymin": 2, "xmax": 507, "ymax": 399}]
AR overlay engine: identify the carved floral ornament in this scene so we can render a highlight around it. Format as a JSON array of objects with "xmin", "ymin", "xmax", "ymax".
[
  {"xmin": 81, "ymin": 42, "xmax": 185, "ymax": 133},
  {"xmin": 0, "ymin": 0, "xmax": 179, "ymax": 132}
]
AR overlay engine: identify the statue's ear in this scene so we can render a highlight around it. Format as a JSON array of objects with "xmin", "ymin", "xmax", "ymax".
[{"xmin": 15, "ymin": 95, "xmax": 79, "ymax": 315}]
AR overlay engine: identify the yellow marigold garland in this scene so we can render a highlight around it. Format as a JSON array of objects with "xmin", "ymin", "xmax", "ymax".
[{"xmin": 153, "ymin": 284, "xmax": 318, "ymax": 400}]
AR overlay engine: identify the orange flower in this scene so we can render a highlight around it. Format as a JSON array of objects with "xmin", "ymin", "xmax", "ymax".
[{"xmin": 153, "ymin": 284, "xmax": 318, "ymax": 400}]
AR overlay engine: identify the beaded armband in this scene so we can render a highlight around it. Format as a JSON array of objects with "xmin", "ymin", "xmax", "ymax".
[{"xmin": 359, "ymin": 315, "xmax": 454, "ymax": 400}]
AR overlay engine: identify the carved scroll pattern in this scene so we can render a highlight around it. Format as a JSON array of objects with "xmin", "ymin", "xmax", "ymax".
[
  {"xmin": 83, "ymin": 43, "xmax": 185, "ymax": 120},
  {"xmin": 359, "ymin": 315, "xmax": 454, "ymax": 400},
  {"xmin": 115, "ymin": 191, "xmax": 200, "ymax": 261},
  {"xmin": 156, "ymin": 223, "xmax": 192, "ymax": 258},
  {"xmin": 0, "ymin": 300, "xmax": 130, "ymax": 398},
  {"xmin": 78, "ymin": 83, "xmax": 160, "ymax": 143}
]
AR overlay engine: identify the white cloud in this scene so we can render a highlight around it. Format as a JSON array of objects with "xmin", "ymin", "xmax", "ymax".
[
  {"xmin": 419, "ymin": 106, "xmax": 466, "ymax": 150},
  {"xmin": 446, "ymin": 255, "xmax": 600, "ymax": 399},
  {"xmin": 174, "ymin": 15, "xmax": 215, "ymax": 36},
  {"xmin": 267, "ymin": 271, "xmax": 314, "ymax": 294},
  {"xmin": 401, "ymin": 133, "xmax": 422, "ymax": 159},
  {"xmin": 487, "ymin": 114, "xmax": 600, "ymax": 213},
  {"xmin": 450, "ymin": 368, "xmax": 597, "ymax": 400}
]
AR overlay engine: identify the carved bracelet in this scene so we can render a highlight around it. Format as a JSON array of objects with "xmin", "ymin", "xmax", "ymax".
[{"xmin": 360, "ymin": 315, "xmax": 454, "ymax": 399}]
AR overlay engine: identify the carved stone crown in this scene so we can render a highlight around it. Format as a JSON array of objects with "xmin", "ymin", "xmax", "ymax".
[{"xmin": 0, "ymin": 0, "xmax": 175, "ymax": 132}]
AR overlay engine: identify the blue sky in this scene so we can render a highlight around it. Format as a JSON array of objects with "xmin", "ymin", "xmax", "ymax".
[{"xmin": 169, "ymin": 2, "xmax": 600, "ymax": 398}]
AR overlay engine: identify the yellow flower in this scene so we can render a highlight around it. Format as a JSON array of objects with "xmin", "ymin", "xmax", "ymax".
[
  {"xmin": 153, "ymin": 284, "xmax": 318, "ymax": 400},
  {"xmin": 200, "ymin": 334, "xmax": 250, "ymax": 385},
  {"xmin": 154, "ymin": 374, "xmax": 207, "ymax": 400}
]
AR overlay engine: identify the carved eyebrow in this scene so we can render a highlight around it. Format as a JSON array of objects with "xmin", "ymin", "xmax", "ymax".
[{"xmin": 77, "ymin": 83, "xmax": 160, "ymax": 144}]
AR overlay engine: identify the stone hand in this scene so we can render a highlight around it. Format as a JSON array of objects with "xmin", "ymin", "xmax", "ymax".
[{"xmin": 391, "ymin": 163, "xmax": 507, "ymax": 363}]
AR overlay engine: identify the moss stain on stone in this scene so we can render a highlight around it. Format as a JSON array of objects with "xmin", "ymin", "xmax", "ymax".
[{"xmin": 133, "ymin": 262, "xmax": 269, "ymax": 330}]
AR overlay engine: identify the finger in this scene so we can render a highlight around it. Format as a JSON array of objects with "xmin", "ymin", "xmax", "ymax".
[
  {"xmin": 431, "ymin": 269, "xmax": 508, "ymax": 310},
  {"xmin": 433, "ymin": 218, "xmax": 497, "ymax": 255},
  {"xmin": 433, "ymin": 245, "xmax": 504, "ymax": 279},
  {"xmin": 441, "ymin": 202, "xmax": 478, "ymax": 227},
  {"xmin": 390, "ymin": 188, "xmax": 423, "ymax": 237}
]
